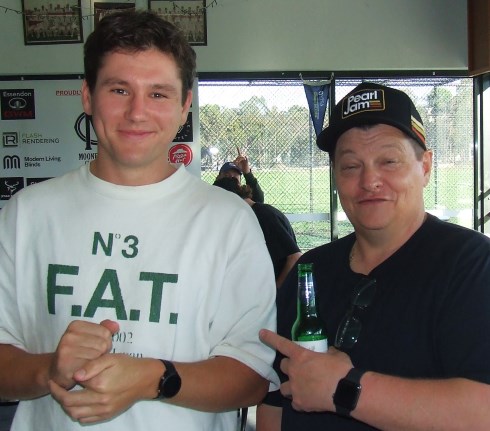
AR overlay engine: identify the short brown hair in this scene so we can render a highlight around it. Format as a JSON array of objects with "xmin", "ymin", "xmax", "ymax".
[{"xmin": 84, "ymin": 10, "xmax": 196, "ymax": 103}]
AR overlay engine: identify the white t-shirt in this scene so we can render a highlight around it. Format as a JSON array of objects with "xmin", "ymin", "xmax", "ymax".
[{"xmin": 0, "ymin": 164, "xmax": 278, "ymax": 431}]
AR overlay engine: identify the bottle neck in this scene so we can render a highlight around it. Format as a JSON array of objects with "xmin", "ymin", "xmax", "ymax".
[{"xmin": 297, "ymin": 272, "xmax": 319, "ymax": 318}]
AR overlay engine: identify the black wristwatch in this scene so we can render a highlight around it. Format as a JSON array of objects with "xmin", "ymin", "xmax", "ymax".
[
  {"xmin": 155, "ymin": 360, "xmax": 181, "ymax": 399},
  {"xmin": 333, "ymin": 368, "xmax": 365, "ymax": 417}
]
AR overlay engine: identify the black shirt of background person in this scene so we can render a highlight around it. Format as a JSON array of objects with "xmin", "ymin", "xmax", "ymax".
[
  {"xmin": 243, "ymin": 171, "xmax": 264, "ymax": 203},
  {"xmin": 250, "ymin": 202, "xmax": 300, "ymax": 279}
]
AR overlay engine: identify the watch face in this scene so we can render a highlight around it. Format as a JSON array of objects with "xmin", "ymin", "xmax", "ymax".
[
  {"xmin": 333, "ymin": 379, "xmax": 361, "ymax": 410},
  {"xmin": 162, "ymin": 373, "xmax": 182, "ymax": 398}
]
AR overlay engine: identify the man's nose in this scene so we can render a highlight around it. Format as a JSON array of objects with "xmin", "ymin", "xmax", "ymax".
[
  {"xmin": 360, "ymin": 167, "xmax": 382, "ymax": 191},
  {"xmin": 126, "ymin": 94, "xmax": 147, "ymax": 120}
]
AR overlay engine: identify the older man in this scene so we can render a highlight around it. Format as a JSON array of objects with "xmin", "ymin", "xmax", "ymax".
[{"xmin": 258, "ymin": 82, "xmax": 490, "ymax": 431}]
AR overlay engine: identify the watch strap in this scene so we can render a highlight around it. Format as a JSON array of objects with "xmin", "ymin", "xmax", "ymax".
[
  {"xmin": 334, "ymin": 367, "xmax": 365, "ymax": 417},
  {"xmin": 160, "ymin": 359, "xmax": 177, "ymax": 376}
]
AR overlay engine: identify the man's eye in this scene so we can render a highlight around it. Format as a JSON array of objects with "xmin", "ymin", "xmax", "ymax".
[
  {"xmin": 341, "ymin": 165, "xmax": 358, "ymax": 171},
  {"xmin": 112, "ymin": 88, "xmax": 127, "ymax": 95}
]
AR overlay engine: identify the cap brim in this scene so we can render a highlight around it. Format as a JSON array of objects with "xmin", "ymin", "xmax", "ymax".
[{"xmin": 317, "ymin": 116, "xmax": 426, "ymax": 154}]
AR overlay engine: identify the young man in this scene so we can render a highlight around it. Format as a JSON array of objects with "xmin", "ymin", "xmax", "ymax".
[
  {"xmin": 258, "ymin": 82, "xmax": 490, "ymax": 430},
  {"xmin": 0, "ymin": 10, "xmax": 278, "ymax": 430}
]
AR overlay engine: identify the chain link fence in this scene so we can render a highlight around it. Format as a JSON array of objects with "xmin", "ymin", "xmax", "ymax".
[{"xmin": 199, "ymin": 77, "xmax": 474, "ymax": 251}]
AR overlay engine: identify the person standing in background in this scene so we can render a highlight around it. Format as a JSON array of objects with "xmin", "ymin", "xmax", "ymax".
[
  {"xmin": 0, "ymin": 10, "xmax": 278, "ymax": 431},
  {"xmin": 213, "ymin": 176, "xmax": 301, "ymax": 288},
  {"xmin": 215, "ymin": 146, "xmax": 265, "ymax": 203}
]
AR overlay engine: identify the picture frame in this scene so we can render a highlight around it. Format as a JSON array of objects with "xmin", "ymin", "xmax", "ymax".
[
  {"xmin": 93, "ymin": 2, "xmax": 136, "ymax": 28},
  {"xmin": 22, "ymin": 0, "xmax": 83, "ymax": 45},
  {"xmin": 149, "ymin": 0, "xmax": 207, "ymax": 46}
]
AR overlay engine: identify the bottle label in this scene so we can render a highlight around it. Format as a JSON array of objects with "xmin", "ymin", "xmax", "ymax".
[{"xmin": 294, "ymin": 339, "xmax": 328, "ymax": 353}]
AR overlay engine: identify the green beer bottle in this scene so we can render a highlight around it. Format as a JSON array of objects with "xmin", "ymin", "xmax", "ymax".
[{"xmin": 291, "ymin": 263, "xmax": 328, "ymax": 352}]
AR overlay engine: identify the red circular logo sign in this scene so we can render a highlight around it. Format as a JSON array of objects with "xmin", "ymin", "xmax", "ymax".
[{"xmin": 168, "ymin": 144, "xmax": 193, "ymax": 167}]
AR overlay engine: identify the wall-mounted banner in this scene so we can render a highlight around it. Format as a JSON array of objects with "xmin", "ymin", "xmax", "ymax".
[
  {"xmin": 302, "ymin": 76, "xmax": 331, "ymax": 137},
  {"xmin": 0, "ymin": 77, "xmax": 200, "ymax": 210}
]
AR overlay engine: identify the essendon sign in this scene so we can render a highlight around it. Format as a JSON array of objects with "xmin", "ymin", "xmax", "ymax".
[{"xmin": 1, "ymin": 89, "xmax": 35, "ymax": 120}]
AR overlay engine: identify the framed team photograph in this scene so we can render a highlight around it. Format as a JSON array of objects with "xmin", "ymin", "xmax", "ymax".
[
  {"xmin": 149, "ymin": 0, "xmax": 207, "ymax": 46},
  {"xmin": 22, "ymin": 0, "xmax": 83, "ymax": 45},
  {"xmin": 93, "ymin": 2, "xmax": 135, "ymax": 28}
]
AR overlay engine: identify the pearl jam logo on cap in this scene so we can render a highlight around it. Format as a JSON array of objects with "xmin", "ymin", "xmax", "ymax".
[
  {"xmin": 342, "ymin": 88, "xmax": 385, "ymax": 119},
  {"xmin": 316, "ymin": 82, "xmax": 427, "ymax": 153}
]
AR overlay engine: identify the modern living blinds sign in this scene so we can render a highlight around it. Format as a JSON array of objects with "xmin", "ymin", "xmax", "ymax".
[{"xmin": 0, "ymin": 77, "xmax": 201, "ymax": 209}]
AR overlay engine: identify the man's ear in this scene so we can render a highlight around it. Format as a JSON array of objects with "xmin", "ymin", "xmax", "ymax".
[
  {"xmin": 180, "ymin": 90, "xmax": 192, "ymax": 124},
  {"xmin": 81, "ymin": 80, "xmax": 93, "ymax": 116},
  {"xmin": 422, "ymin": 150, "xmax": 433, "ymax": 186}
]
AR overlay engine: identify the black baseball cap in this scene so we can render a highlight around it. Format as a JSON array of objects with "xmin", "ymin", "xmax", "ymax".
[
  {"xmin": 219, "ymin": 161, "xmax": 242, "ymax": 175},
  {"xmin": 317, "ymin": 82, "xmax": 427, "ymax": 154}
]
